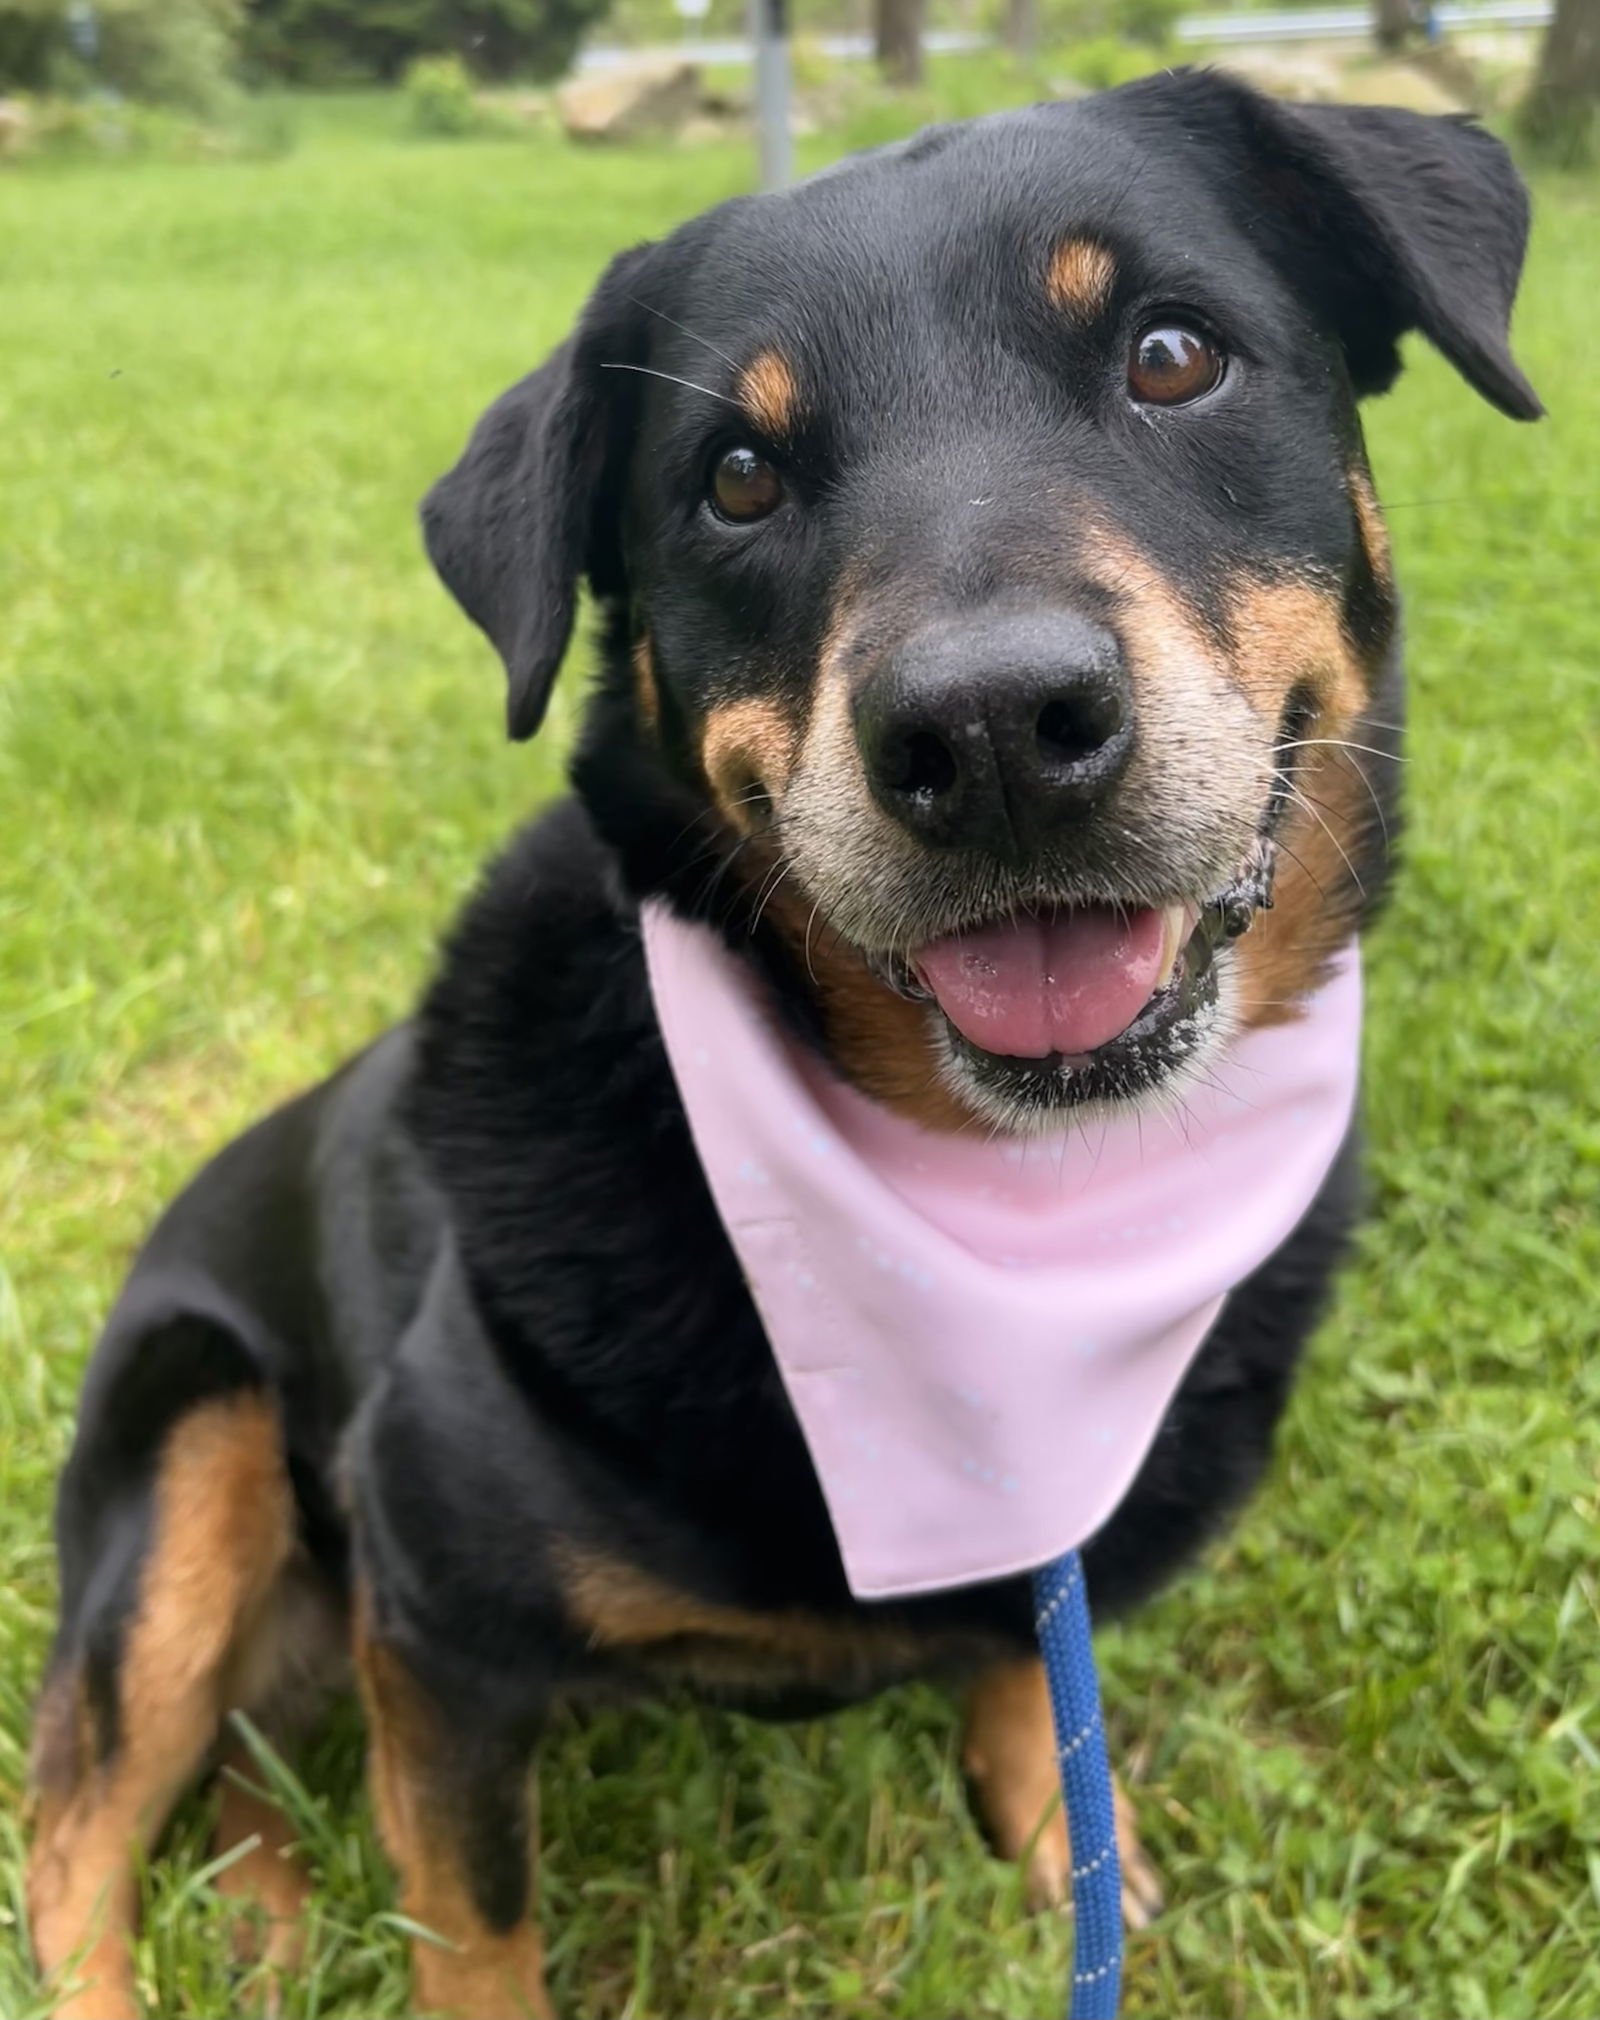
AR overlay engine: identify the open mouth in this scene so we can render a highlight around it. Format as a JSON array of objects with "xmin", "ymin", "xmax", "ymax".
[{"xmin": 886, "ymin": 840, "xmax": 1278, "ymax": 1110}]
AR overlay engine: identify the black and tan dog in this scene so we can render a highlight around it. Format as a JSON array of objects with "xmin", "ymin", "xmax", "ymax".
[{"xmin": 28, "ymin": 69, "xmax": 1539, "ymax": 2020}]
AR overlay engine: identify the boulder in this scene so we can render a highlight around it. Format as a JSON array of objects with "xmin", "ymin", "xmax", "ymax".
[{"xmin": 557, "ymin": 60, "xmax": 703, "ymax": 143}]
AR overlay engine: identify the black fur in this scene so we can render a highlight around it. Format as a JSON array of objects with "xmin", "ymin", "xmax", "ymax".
[{"xmin": 42, "ymin": 69, "xmax": 1536, "ymax": 1951}]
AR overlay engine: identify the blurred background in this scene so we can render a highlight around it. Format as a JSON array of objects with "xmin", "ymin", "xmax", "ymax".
[
  {"xmin": 1, "ymin": 2, "xmax": 1597, "ymax": 2016},
  {"xmin": 0, "ymin": 0, "xmax": 1596, "ymax": 161},
  {"xmin": 0, "ymin": 0, "xmax": 1599, "ymax": 161}
]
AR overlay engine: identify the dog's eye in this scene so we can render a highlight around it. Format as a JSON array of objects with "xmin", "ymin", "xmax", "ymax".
[
  {"xmin": 709, "ymin": 445, "xmax": 783, "ymax": 523},
  {"xmin": 1127, "ymin": 325, "xmax": 1224, "ymax": 406}
]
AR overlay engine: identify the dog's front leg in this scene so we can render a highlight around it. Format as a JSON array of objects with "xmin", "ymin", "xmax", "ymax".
[
  {"xmin": 962, "ymin": 1655, "xmax": 1165, "ymax": 1929},
  {"xmin": 354, "ymin": 1586, "xmax": 552, "ymax": 2020}
]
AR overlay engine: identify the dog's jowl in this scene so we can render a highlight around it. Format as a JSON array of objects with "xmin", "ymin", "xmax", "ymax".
[{"xmin": 29, "ymin": 70, "xmax": 1539, "ymax": 2020}]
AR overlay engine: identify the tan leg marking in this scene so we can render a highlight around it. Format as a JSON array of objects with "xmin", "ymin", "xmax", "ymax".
[
  {"xmin": 1045, "ymin": 238, "xmax": 1116, "ymax": 320},
  {"xmin": 555, "ymin": 1541, "xmax": 960, "ymax": 1693},
  {"xmin": 963, "ymin": 1656, "xmax": 1164, "ymax": 1927},
  {"xmin": 355, "ymin": 1618, "xmax": 551, "ymax": 2020},
  {"xmin": 27, "ymin": 1392, "xmax": 293, "ymax": 2020},
  {"xmin": 211, "ymin": 1735, "xmax": 312, "ymax": 1975},
  {"xmin": 212, "ymin": 1550, "xmax": 346, "ymax": 1976},
  {"xmin": 1111, "ymin": 1775, "xmax": 1166, "ymax": 1929}
]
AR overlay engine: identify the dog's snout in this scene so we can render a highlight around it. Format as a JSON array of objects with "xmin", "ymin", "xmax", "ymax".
[{"xmin": 853, "ymin": 611, "xmax": 1133, "ymax": 854}]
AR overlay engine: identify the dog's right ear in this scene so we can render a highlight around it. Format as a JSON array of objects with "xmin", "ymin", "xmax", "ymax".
[{"xmin": 421, "ymin": 243, "xmax": 658, "ymax": 741}]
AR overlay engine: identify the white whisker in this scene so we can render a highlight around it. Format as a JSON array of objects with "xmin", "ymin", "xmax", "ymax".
[
  {"xmin": 1278, "ymin": 737, "xmax": 1406, "ymax": 765},
  {"xmin": 599, "ymin": 363, "xmax": 738, "ymax": 406},
  {"xmin": 627, "ymin": 298, "xmax": 741, "ymax": 371},
  {"xmin": 1276, "ymin": 777, "xmax": 1366, "ymax": 896}
]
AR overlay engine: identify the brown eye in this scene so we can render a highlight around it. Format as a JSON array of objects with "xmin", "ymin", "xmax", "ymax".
[
  {"xmin": 1128, "ymin": 324, "xmax": 1224, "ymax": 406},
  {"xmin": 710, "ymin": 445, "xmax": 783, "ymax": 523}
]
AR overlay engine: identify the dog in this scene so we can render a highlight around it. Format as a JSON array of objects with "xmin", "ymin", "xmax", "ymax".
[{"xmin": 27, "ymin": 67, "xmax": 1540, "ymax": 2020}]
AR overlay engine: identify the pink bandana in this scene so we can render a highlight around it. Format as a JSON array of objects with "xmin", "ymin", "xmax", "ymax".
[{"xmin": 642, "ymin": 904, "xmax": 1361, "ymax": 1601}]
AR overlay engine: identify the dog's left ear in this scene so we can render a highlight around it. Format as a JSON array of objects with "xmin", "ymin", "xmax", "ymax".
[
  {"xmin": 1132, "ymin": 71, "xmax": 1543, "ymax": 420},
  {"xmin": 422, "ymin": 242, "xmax": 658, "ymax": 741}
]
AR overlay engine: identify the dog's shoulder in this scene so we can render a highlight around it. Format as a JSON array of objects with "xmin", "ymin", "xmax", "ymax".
[
  {"xmin": 401, "ymin": 796, "xmax": 755, "ymax": 1395},
  {"xmin": 406, "ymin": 794, "xmax": 664, "ymax": 1175}
]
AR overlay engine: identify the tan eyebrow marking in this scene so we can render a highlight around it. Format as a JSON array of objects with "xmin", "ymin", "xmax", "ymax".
[
  {"xmin": 1045, "ymin": 237, "xmax": 1117, "ymax": 320},
  {"xmin": 736, "ymin": 349, "xmax": 800, "ymax": 437}
]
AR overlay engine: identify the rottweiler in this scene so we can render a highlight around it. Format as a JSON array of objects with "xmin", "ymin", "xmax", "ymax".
[{"xmin": 27, "ymin": 67, "xmax": 1540, "ymax": 2020}]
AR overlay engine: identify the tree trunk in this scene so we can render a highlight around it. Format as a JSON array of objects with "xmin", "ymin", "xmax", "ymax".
[
  {"xmin": 1002, "ymin": 0, "xmax": 1038, "ymax": 58},
  {"xmin": 874, "ymin": 0, "xmax": 924, "ymax": 86},
  {"xmin": 1373, "ymin": 0, "xmax": 1413, "ymax": 53},
  {"xmin": 1519, "ymin": 0, "xmax": 1600, "ymax": 164}
]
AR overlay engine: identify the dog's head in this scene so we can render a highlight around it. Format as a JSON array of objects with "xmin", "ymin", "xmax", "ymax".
[{"xmin": 424, "ymin": 69, "xmax": 1539, "ymax": 1134}]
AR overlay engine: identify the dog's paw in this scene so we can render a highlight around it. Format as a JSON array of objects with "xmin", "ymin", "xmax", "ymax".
[
  {"xmin": 1113, "ymin": 1776, "xmax": 1165, "ymax": 1930},
  {"xmin": 1009, "ymin": 1774, "xmax": 1164, "ymax": 1928}
]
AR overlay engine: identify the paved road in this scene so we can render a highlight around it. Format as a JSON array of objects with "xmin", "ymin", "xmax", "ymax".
[{"xmin": 577, "ymin": 0, "xmax": 1549, "ymax": 69}]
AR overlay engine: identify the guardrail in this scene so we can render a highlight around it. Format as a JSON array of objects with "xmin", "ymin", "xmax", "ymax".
[{"xmin": 578, "ymin": 2, "xmax": 1550, "ymax": 71}]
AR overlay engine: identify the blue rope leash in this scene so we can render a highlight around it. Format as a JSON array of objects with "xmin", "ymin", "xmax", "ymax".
[{"xmin": 1035, "ymin": 1550, "xmax": 1122, "ymax": 2020}]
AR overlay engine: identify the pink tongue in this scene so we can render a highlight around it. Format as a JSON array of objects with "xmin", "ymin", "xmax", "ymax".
[{"xmin": 914, "ymin": 906, "xmax": 1167, "ymax": 1060}]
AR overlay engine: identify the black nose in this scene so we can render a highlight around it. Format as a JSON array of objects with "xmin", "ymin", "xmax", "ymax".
[{"xmin": 853, "ymin": 611, "xmax": 1134, "ymax": 854}]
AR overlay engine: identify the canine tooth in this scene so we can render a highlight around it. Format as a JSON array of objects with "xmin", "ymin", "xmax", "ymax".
[{"xmin": 1155, "ymin": 904, "xmax": 1186, "ymax": 990}]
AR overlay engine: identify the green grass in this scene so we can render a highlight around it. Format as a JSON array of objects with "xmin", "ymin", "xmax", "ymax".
[{"xmin": 1, "ymin": 90, "xmax": 1598, "ymax": 2020}]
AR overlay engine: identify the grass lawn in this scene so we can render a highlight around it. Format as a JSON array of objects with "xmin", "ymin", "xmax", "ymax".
[{"xmin": 2, "ymin": 82, "xmax": 1598, "ymax": 2020}]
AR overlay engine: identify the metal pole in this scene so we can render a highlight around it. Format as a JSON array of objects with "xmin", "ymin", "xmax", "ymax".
[{"xmin": 749, "ymin": 0, "xmax": 793, "ymax": 190}]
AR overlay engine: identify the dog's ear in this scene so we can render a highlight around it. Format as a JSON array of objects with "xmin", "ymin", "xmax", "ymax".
[
  {"xmin": 1246, "ymin": 91, "xmax": 1543, "ymax": 419},
  {"xmin": 422, "ymin": 243, "xmax": 657, "ymax": 741},
  {"xmin": 1125, "ymin": 71, "xmax": 1543, "ymax": 420}
]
